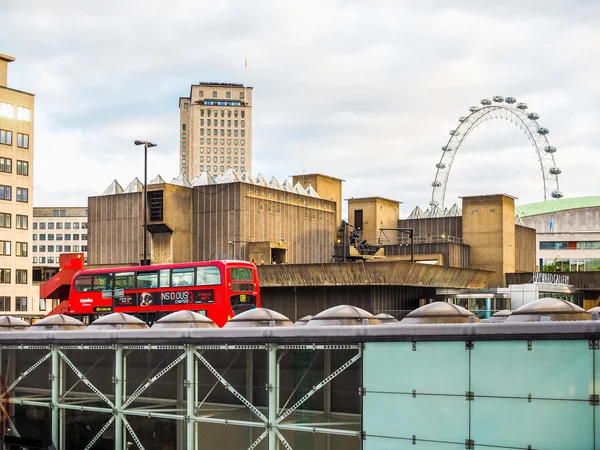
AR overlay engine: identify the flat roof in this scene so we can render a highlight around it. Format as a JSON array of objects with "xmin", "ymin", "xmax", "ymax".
[
  {"xmin": 293, "ymin": 173, "xmax": 345, "ymax": 182},
  {"xmin": 348, "ymin": 196, "xmax": 402, "ymax": 205},
  {"xmin": 0, "ymin": 53, "xmax": 15, "ymax": 63},
  {"xmin": 0, "ymin": 85, "xmax": 35, "ymax": 97},
  {"xmin": 516, "ymin": 196, "xmax": 600, "ymax": 217},
  {"xmin": 1, "ymin": 320, "xmax": 599, "ymax": 345}
]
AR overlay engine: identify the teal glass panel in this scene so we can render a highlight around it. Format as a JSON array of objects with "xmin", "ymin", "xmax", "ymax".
[
  {"xmin": 365, "ymin": 436, "xmax": 465, "ymax": 450},
  {"xmin": 364, "ymin": 342, "xmax": 468, "ymax": 395},
  {"xmin": 471, "ymin": 340, "xmax": 592, "ymax": 400},
  {"xmin": 363, "ymin": 392, "xmax": 468, "ymax": 443},
  {"xmin": 471, "ymin": 396, "xmax": 593, "ymax": 449}
]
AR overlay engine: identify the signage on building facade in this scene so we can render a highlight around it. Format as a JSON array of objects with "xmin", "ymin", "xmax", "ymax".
[{"xmin": 532, "ymin": 272, "xmax": 570, "ymax": 285}]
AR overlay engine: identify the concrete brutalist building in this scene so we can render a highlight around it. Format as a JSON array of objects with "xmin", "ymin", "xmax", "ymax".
[{"xmin": 87, "ymin": 171, "xmax": 341, "ymax": 267}]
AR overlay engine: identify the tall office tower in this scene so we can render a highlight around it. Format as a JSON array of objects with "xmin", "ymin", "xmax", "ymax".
[
  {"xmin": 179, "ymin": 83, "xmax": 253, "ymax": 180},
  {"xmin": 0, "ymin": 53, "xmax": 36, "ymax": 321}
]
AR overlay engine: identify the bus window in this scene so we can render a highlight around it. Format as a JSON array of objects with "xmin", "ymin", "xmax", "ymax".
[
  {"xmin": 230, "ymin": 267, "xmax": 253, "ymax": 281},
  {"xmin": 159, "ymin": 269, "xmax": 170, "ymax": 288},
  {"xmin": 115, "ymin": 272, "xmax": 135, "ymax": 290},
  {"xmin": 172, "ymin": 267, "xmax": 194, "ymax": 287},
  {"xmin": 92, "ymin": 274, "xmax": 113, "ymax": 291},
  {"xmin": 137, "ymin": 271, "xmax": 158, "ymax": 289},
  {"xmin": 74, "ymin": 275, "xmax": 92, "ymax": 292},
  {"xmin": 196, "ymin": 266, "xmax": 221, "ymax": 285}
]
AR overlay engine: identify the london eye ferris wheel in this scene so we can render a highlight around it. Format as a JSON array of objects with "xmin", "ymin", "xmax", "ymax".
[{"xmin": 430, "ymin": 96, "xmax": 563, "ymax": 209}]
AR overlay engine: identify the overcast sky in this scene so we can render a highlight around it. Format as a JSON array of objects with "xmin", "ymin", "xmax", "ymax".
[{"xmin": 1, "ymin": 0, "xmax": 599, "ymax": 219}]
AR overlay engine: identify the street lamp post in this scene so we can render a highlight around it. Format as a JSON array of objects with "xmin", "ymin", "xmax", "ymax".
[{"xmin": 134, "ymin": 140, "xmax": 157, "ymax": 266}]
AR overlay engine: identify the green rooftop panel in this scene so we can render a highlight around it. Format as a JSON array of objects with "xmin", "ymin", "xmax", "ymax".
[{"xmin": 516, "ymin": 196, "xmax": 600, "ymax": 217}]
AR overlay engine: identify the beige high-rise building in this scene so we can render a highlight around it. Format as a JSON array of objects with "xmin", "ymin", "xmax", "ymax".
[
  {"xmin": 0, "ymin": 53, "xmax": 38, "ymax": 320},
  {"xmin": 179, "ymin": 82, "xmax": 253, "ymax": 180}
]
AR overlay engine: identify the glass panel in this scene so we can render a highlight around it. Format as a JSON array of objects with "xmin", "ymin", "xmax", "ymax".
[
  {"xmin": 137, "ymin": 271, "xmax": 158, "ymax": 288},
  {"xmin": 196, "ymin": 266, "xmax": 221, "ymax": 285},
  {"xmin": 365, "ymin": 437, "xmax": 464, "ymax": 450},
  {"xmin": 172, "ymin": 267, "xmax": 195, "ymax": 287},
  {"xmin": 471, "ymin": 396, "xmax": 593, "ymax": 449},
  {"xmin": 364, "ymin": 342, "xmax": 468, "ymax": 395},
  {"xmin": 74, "ymin": 274, "xmax": 92, "ymax": 292},
  {"xmin": 92, "ymin": 274, "xmax": 113, "ymax": 291},
  {"xmin": 230, "ymin": 267, "xmax": 253, "ymax": 281},
  {"xmin": 159, "ymin": 269, "xmax": 170, "ymax": 287},
  {"xmin": 114, "ymin": 271, "xmax": 135, "ymax": 290},
  {"xmin": 471, "ymin": 340, "xmax": 592, "ymax": 400},
  {"xmin": 363, "ymin": 392, "xmax": 468, "ymax": 443}
]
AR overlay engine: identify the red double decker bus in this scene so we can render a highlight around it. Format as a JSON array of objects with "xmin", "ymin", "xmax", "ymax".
[{"xmin": 66, "ymin": 260, "xmax": 259, "ymax": 327}]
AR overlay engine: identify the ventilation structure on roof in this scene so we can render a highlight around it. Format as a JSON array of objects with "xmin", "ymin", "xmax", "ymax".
[
  {"xmin": 31, "ymin": 314, "xmax": 87, "ymax": 331},
  {"xmin": 505, "ymin": 298, "xmax": 591, "ymax": 323},
  {"xmin": 88, "ymin": 313, "xmax": 149, "ymax": 330},
  {"xmin": 307, "ymin": 305, "xmax": 382, "ymax": 326},
  {"xmin": 223, "ymin": 308, "xmax": 294, "ymax": 328},
  {"xmin": 152, "ymin": 310, "xmax": 217, "ymax": 329},
  {"xmin": 401, "ymin": 302, "xmax": 479, "ymax": 324},
  {"xmin": 0, "ymin": 316, "xmax": 30, "ymax": 331}
]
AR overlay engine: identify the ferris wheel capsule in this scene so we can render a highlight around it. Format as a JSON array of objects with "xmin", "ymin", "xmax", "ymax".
[
  {"xmin": 442, "ymin": 146, "xmax": 452, "ymax": 152},
  {"xmin": 436, "ymin": 163, "xmax": 447, "ymax": 169},
  {"xmin": 432, "ymin": 181, "xmax": 442, "ymax": 187},
  {"xmin": 505, "ymin": 97, "xmax": 516, "ymax": 104},
  {"xmin": 480, "ymin": 99, "xmax": 492, "ymax": 106},
  {"xmin": 551, "ymin": 190, "xmax": 564, "ymax": 199},
  {"xmin": 492, "ymin": 96, "xmax": 504, "ymax": 102},
  {"xmin": 537, "ymin": 127, "xmax": 549, "ymax": 135},
  {"xmin": 549, "ymin": 167, "xmax": 562, "ymax": 175},
  {"xmin": 528, "ymin": 112, "xmax": 540, "ymax": 120},
  {"xmin": 544, "ymin": 145, "xmax": 556, "ymax": 153},
  {"xmin": 458, "ymin": 116, "xmax": 467, "ymax": 122},
  {"xmin": 516, "ymin": 102, "xmax": 528, "ymax": 110},
  {"xmin": 469, "ymin": 106, "xmax": 480, "ymax": 112}
]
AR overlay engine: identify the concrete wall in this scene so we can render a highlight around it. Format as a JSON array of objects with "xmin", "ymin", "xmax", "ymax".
[
  {"xmin": 88, "ymin": 192, "xmax": 144, "ymax": 266},
  {"xmin": 348, "ymin": 197, "xmax": 400, "ymax": 244},
  {"xmin": 397, "ymin": 216, "xmax": 463, "ymax": 240},
  {"xmin": 383, "ymin": 241, "xmax": 470, "ymax": 268},
  {"xmin": 515, "ymin": 224, "xmax": 536, "ymax": 272},
  {"xmin": 293, "ymin": 174, "xmax": 343, "ymax": 226},
  {"xmin": 520, "ymin": 207, "xmax": 600, "ymax": 233},
  {"xmin": 88, "ymin": 182, "xmax": 336, "ymax": 266},
  {"xmin": 462, "ymin": 195, "xmax": 516, "ymax": 288}
]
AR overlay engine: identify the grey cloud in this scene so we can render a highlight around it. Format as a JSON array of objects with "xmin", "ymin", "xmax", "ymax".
[{"xmin": 0, "ymin": 0, "xmax": 597, "ymax": 214}]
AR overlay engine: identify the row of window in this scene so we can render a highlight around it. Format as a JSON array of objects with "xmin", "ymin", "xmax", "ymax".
[
  {"xmin": 0, "ymin": 296, "xmax": 30, "ymax": 312},
  {"xmin": 0, "ymin": 213, "xmax": 29, "ymax": 229},
  {"xmin": 542, "ymin": 258, "xmax": 600, "ymax": 272},
  {"xmin": 33, "ymin": 234, "xmax": 87, "ymax": 241},
  {"xmin": 199, "ymin": 119, "xmax": 245, "ymax": 128},
  {"xmin": 201, "ymin": 156, "xmax": 245, "ymax": 164},
  {"xmin": 75, "ymin": 266, "xmax": 226, "ymax": 292},
  {"xmin": 198, "ymin": 138, "xmax": 245, "ymax": 146},
  {"xmin": 539, "ymin": 241, "xmax": 600, "ymax": 250},
  {"xmin": 200, "ymin": 109, "xmax": 245, "ymax": 118},
  {"xmin": 199, "ymin": 147, "xmax": 246, "ymax": 155},
  {"xmin": 199, "ymin": 129, "xmax": 246, "ymax": 137},
  {"xmin": 33, "ymin": 222, "xmax": 87, "ymax": 230},
  {"xmin": 0, "ymin": 186, "xmax": 29, "ymax": 202},
  {"xmin": 0, "ymin": 130, "xmax": 30, "ymax": 148},
  {"xmin": 0, "ymin": 241, "xmax": 28, "ymax": 256},
  {"xmin": 0, "ymin": 157, "xmax": 30, "ymax": 175},
  {"xmin": 198, "ymin": 90, "xmax": 245, "ymax": 100},
  {"xmin": 0, "ymin": 268, "xmax": 28, "ymax": 284},
  {"xmin": 33, "ymin": 244, "xmax": 87, "ymax": 253},
  {"xmin": 0, "ymin": 103, "xmax": 31, "ymax": 122},
  {"xmin": 199, "ymin": 165, "xmax": 246, "ymax": 173}
]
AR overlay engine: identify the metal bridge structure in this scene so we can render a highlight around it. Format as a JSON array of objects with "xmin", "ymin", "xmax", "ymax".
[{"xmin": 0, "ymin": 314, "xmax": 599, "ymax": 449}]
